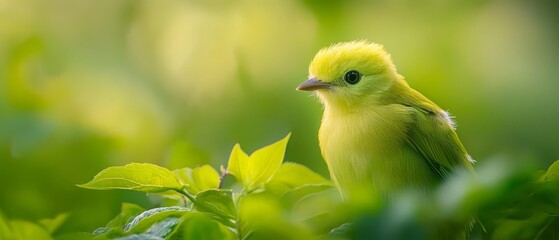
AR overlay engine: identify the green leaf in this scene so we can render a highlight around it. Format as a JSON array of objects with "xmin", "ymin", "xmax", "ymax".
[
  {"xmin": 545, "ymin": 160, "xmax": 559, "ymax": 181},
  {"xmin": 260, "ymin": 160, "xmax": 331, "ymax": 204},
  {"xmin": 78, "ymin": 163, "xmax": 183, "ymax": 193},
  {"xmin": 92, "ymin": 227, "xmax": 111, "ymax": 237},
  {"xmin": 291, "ymin": 188, "xmax": 343, "ymax": 222},
  {"xmin": 173, "ymin": 165, "xmax": 220, "ymax": 194},
  {"xmin": 92, "ymin": 203, "xmax": 145, "ymax": 239},
  {"xmin": 143, "ymin": 218, "xmax": 181, "ymax": 237},
  {"xmin": 523, "ymin": 181, "xmax": 559, "ymax": 215},
  {"xmin": 107, "ymin": 203, "xmax": 145, "ymax": 229},
  {"xmin": 10, "ymin": 220, "xmax": 53, "ymax": 240},
  {"xmin": 238, "ymin": 193, "xmax": 313, "ymax": 240},
  {"xmin": 125, "ymin": 206, "xmax": 189, "ymax": 234},
  {"xmin": 329, "ymin": 223, "xmax": 353, "ymax": 239},
  {"xmin": 227, "ymin": 133, "xmax": 291, "ymax": 190},
  {"xmin": 39, "ymin": 213, "xmax": 69, "ymax": 235},
  {"xmin": 280, "ymin": 184, "xmax": 335, "ymax": 208},
  {"xmin": 194, "ymin": 189, "xmax": 236, "ymax": 219},
  {"xmin": 247, "ymin": 133, "xmax": 291, "ymax": 189},
  {"xmin": 0, "ymin": 211, "xmax": 14, "ymax": 239},
  {"xmin": 271, "ymin": 162, "xmax": 330, "ymax": 186},
  {"xmin": 491, "ymin": 212, "xmax": 557, "ymax": 239},
  {"xmin": 170, "ymin": 213, "xmax": 236, "ymax": 240},
  {"xmin": 149, "ymin": 190, "xmax": 187, "ymax": 202},
  {"xmin": 226, "ymin": 144, "xmax": 249, "ymax": 183}
]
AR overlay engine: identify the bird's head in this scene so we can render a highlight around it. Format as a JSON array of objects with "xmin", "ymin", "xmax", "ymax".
[{"xmin": 297, "ymin": 41, "xmax": 399, "ymax": 109}]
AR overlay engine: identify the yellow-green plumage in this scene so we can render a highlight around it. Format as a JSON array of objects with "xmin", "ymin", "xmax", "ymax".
[{"xmin": 298, "ymin": 41, "xmax": 475, "ymax": 199}]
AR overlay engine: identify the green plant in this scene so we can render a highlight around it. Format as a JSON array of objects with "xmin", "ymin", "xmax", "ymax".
[
  {"xmin": 77, "ymin": 133, "xmax": 341, "ymax": 240},
  {"xmin": 3, "ymin": 134, "xmax": 559, "ymax": 240},
  {"xmin": 76, "ymin": 134, "xmax": 559, "ymax": 240},
  {"xmin": 0, "ymin": 212, "xmax": 72, "ymax": 240}
]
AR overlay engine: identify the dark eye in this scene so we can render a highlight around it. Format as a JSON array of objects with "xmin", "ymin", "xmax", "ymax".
[{"xmin": 343, "ymin": 70, "xmax": 361, "ymax": 85}]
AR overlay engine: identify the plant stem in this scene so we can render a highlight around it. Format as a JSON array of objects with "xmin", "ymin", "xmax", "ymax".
[
  {"xmin": 174, "ymin": 187, "xmax": 236, "ymax": 228},
  {"xmin": 177, "ymin": 188, "xmax": 196, "ymax": 203}
]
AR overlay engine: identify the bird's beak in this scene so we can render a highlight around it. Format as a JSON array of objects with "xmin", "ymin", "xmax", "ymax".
[{"xmin": 296, "ymin": 78, "xmax": 332, "ymax": 91}]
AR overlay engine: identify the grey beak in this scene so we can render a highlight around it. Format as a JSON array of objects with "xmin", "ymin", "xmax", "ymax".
[{"xmin": 296, "ymin": 78, "xmax": 333, "ymax": 91}]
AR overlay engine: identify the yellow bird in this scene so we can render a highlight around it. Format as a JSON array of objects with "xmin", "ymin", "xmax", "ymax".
[{"xmin": 297, "ymin": 41, "xmax": 475, "ymax": 199}]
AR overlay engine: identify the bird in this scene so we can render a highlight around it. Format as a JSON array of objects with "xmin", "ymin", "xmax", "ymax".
[{"xmin": 296, "ymin": 40, "xmax": 475, "ymax": 200}]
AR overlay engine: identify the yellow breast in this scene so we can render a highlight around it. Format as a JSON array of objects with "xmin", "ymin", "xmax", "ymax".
[{"xmin": 318, "ymin": 103, "xmax": 434, "ymax": 197}]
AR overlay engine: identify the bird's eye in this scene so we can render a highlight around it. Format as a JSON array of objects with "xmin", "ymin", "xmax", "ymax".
[{"xmin": 343, "ymin": 70, "xmax": 361, "ymax": 85}]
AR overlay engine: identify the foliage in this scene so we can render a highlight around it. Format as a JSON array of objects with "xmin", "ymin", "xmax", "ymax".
[
  {"xmin": 76, "ymin": 133, "xmax": 336, "ymax": 240},
  {"xmin": 2, "ymin": 133, "xmax": 559, "ymax": 239}
]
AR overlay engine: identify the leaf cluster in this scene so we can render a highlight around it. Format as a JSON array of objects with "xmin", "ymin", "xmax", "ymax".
[
  {"xmin": 76, "ymin": 133, "xmax": 338, "ymax": 240},
  {"xmin": 5, "ymin": 134, "xmax": 559, "ymax": 240}
]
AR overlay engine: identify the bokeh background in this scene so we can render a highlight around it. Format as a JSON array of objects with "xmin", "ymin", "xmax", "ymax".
[{"xmin": 1, "ymin": 0, "xmax": 558, "ymax": 234}]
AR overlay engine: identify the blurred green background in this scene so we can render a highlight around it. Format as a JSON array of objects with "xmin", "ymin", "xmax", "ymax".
[{"xmin": 1, "ymin": 0, "xmax": 558, "ymax": 234}]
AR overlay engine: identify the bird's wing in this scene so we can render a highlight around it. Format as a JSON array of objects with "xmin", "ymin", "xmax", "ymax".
[
  {"xmin": 381, "ymin": 81, "xmax": 475, "ymax": 180},
  {"xmin": 404, "ymin": 106, "xmax": 475, "ymax": 180}
]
